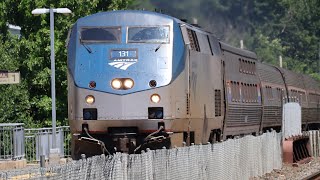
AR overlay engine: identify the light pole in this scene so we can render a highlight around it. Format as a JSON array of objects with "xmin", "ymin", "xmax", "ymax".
[{"xmin": 32, "ymin": 8, "xmax": 72, "ymax": 151}]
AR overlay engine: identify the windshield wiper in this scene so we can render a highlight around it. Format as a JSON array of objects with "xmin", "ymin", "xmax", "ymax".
[
  {"xmin": 155, "ymin": 42, "xmax": 165, "ymax": 52},
  {"xmin": 79, "ymin": 35, "xmax": 93, "ymax": 54}
]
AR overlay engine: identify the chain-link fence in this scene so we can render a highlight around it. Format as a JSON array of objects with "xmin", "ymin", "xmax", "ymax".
[{"xmin": 0, "ymin": 131, "xmax": 282, "ymax": 180}]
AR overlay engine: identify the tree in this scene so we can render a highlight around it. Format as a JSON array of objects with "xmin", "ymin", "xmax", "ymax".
[
  {"xmin": 0, "ymin": 0, "xmax": 132, "ymax": 127},
  {"xmin": 0, "ymin": 35, "xmax": 33, "ymax": 126}
]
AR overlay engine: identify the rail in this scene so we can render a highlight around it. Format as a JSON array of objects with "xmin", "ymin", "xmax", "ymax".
[{"xmin": 302, "ymin": 171, "xmax": 320, "ymax": 180}]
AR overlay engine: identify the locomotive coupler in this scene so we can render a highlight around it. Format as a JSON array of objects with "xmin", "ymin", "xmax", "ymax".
[
  {"xmin": 108, "ymin": 127, "xmax": 139, "ymax": 153},
  {"xmin": 112, "ymin": 132, "xmax": 137, "ymax": 153}
]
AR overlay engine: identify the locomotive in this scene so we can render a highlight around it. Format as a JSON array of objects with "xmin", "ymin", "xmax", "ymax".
[{"xmin": 67, "ymin": 10, "xmax": 320, "ymax": 159}]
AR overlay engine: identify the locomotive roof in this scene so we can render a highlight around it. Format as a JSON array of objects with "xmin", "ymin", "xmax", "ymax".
[
  {"xmin": 219, "ymin": 42, "xmax": 257, "ymax": 60},
  {"xmin": 76, "ymin": 10, "xmax": 184, "ymax": 24},
  {"xmin": 74, "ymin": 10, "xmax": 211, "ymax": 34}
]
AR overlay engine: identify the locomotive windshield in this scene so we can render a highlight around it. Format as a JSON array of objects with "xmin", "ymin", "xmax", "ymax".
[
  {"xmin": 128, "ymin": 26, "xmax": 169, "ymax": 43},
  {"xmin": 80, "ymin": 27, "xmax": 121, "ymax": 43}
]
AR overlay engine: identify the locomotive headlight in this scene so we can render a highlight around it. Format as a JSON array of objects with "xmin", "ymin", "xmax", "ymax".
[
  {"xmin": 111, "ymin": 79, "xmax": 122, "ymax": 89},
  {"xmin": 151, "ymin": 94, "xmax": 161, "ymax": 103},
  {"xmin": 124, "ymin": 79, "xmax": 134, "ymax": 89},
  {"xmin": 85, "ymin": 95, "xmax": 95, "ymax": 105}
]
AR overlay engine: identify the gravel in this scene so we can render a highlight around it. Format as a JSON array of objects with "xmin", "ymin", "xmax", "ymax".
[{"xmin": 252, "ymin": 157, "xmax": 320, "ymax": 180}]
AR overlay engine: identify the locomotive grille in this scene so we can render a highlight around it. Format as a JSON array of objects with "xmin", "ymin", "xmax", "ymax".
[
  {"xmin": 215, "ymin": 89, "xmax": 221, "ymax": 116},
  {"xmin": 187, "ymin": 29, "xmax": 200, "ymax": 52}
]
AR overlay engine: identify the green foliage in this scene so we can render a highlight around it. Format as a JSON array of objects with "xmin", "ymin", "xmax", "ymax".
[
  {"xmin": 133, "ymin": 0, "xmax": 320, "ymax": 76},
  {"xmin": 0, "ymin": 0, "xmax": 131, "ymax": 127},
  {"xmin": 0, "ymin": 36, "xmax": 33, "ymax": 126},
  {"xmin": 253, "ymin": 33, "xmax": 284, "ymax": 66}
]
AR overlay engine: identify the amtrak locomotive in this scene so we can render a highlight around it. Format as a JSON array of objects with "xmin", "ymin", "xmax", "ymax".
[{"xmin": 67, "ymin": 10, "xmax": 320, "ymax": 159}]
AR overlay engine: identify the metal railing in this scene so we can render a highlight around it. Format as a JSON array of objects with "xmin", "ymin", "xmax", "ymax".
[
  {"xmin": 25, "ymin": 126, "xmax": 71, "ymax": 162},
  {"xmin": 0, "ymin": 123, "xmax": 25, "ymax": 160},
  {"xmin": 0, "ymin": 124, "xmax": 70, "ymax": 162}
]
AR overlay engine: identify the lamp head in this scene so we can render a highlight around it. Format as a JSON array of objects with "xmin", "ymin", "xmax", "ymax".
[
  {"xmin": 31, "ymin": 8, "xmax": 49, "ymax": 15},
  {"xmin": 55, "ymin": 8, "xmax": 72, "ymax": 15},
  {"xmin": 31, "ymin": 8, "xmax": 72, "ymax": 15}
]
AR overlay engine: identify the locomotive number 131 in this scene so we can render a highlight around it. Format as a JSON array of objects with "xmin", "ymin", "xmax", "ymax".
[
  {"xmin": 110, "ymin": 49, "xmax": 137, "ymax": 59},
  {"xmin": 119, "ymin": 51, "xmax": 129, "ymax": 57}
]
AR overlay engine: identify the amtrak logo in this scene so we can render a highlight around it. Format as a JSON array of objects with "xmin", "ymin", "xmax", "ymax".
[{"xmin": 108, "ymin": 59, "xmax": 138, "ymax": 70}]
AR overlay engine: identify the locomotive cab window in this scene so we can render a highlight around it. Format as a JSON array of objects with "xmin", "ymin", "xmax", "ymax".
[
  {"xmin": 80, "ymin": 27, "xmax": 121, "ymax": 43},
  {"xmin": 127, "ymin": 26, "xmax": 169, "ymax": 43}
]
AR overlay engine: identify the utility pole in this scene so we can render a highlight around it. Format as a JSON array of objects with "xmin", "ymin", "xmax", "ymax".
[
  {"xmin": 279, "ymin": 55, "xmax": 283, "ymax": 68},
  {"xmin": 240, "ymin": 40, "xmax": 244, "ymax": 49}
]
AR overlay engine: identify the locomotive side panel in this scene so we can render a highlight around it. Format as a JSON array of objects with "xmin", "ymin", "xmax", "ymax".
[
  {"xmin": 188, "ymin": 51, "xmax": 224, "ymax": 143},
  {"xmin": 180, "ymin": 25, "xmax": 224, "ymax": 144}
]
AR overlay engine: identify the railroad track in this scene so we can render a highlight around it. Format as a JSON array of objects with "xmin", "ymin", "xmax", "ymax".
[{"xmin": 303, "ymin": 171, "xmax": 320, "ymax": 180}]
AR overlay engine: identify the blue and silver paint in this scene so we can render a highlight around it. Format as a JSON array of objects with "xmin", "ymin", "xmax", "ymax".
[{"xmin": 67, "ymin": 10, "xmax": 186, "ymax": 95}]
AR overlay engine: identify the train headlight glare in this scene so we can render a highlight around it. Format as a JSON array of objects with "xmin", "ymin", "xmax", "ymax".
[
  {"xmin": 111, "ymin": 79, "xmax": 122, "ymax": 89},
  {"xmin": 151, "ymin": 94, "xmax": 161, "ymax": 103},
  {"xmin": 124, "ymin": 79, "xmax": 134, "ymax": 89},
  {"xmin": 85, "ymin": 95, "xmax": 95, "ymax": 105}
]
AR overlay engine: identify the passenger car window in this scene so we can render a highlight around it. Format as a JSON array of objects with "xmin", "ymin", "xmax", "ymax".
[
  {"xmin": 80, "ymin": 27, "xmax": 121, "ymax": 43},
  {"xmin": 128, "ymin": 26, "xmax": 169, "ymax": 43}
]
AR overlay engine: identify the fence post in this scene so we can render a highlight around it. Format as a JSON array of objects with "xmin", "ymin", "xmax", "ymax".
[{"xmin": 40, "ymin": 155, "xmax": 45, "ymax": 167}]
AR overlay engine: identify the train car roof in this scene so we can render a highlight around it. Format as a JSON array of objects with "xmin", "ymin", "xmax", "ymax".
[
  {"xmin": 219, "ymin": 42, "xmax": 257, "ymax": 60},
  {"xmin": 257, "ymin": 62, "xmax": 286, "ymax": 85},
  {"xmin": 276, "ymin": 67, "xmax": 305, "ymax": 89},
  {"xmin": 302, "ymin": 74, "xmax": 320, "ymax": 91}
]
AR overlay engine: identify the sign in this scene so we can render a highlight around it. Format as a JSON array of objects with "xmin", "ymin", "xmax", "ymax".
[{"xmin": 0, "ymin": 72, "xmax": 20, "ymax": 84}]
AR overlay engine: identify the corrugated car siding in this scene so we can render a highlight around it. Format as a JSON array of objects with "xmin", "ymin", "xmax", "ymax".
[{"xmin": 225, "ymin": 104, "xmax": 262, "ymax": 127}]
